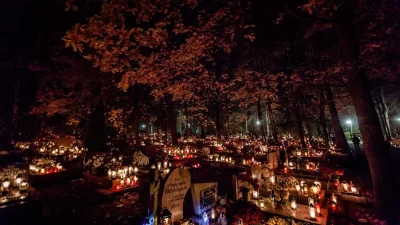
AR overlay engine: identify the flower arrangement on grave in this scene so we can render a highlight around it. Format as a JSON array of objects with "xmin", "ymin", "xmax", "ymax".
[
  {"xmin": 85, "ymin": 154, "xmax": 106, "ymax": 175},
  {"xmin": 269, "ymin": 184, "xmax": 290, "ymax": 209},
  {"xmin": 0, "ymin": 174, "xmax": 30, "ymax": 203},
  {"xmin": 267, "ymin": 216, "xmax": 290, "ymax": 225},
  {"xmin": 29, "ymin": 158, "xmax": 64, "ymax": 174},
  {"xmin": 231, "ymin": 201, "xmax": 266, "ymax": 225},
  {"xmin": 14, "ymin": 142, "xmax": 31, "ymax": 151},
  {"xmin": 37, "ymin": 140, "xmax": 56, "ymax": 153},
  {"xmin": 261, "ymin": 163, "xmax": 274, "ymax": 180},
  {"xmin": 0, "ymin": 151, "xmax": 9, "ymax": 156},
  {"xmin": 280, "ymin": 176, "xmax": 298, "ymax": 189},
  {"xmin": 132, "ymin": 151, "xmax": 149, "ymax": 167}
]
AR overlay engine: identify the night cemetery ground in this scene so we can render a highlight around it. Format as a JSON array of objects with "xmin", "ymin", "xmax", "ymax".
[{"xmin": 0, "ymin": 141, "xmax": 391, "ymax": 225}]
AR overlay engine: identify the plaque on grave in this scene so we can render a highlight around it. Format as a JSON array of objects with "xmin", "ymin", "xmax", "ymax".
[
  {"xmin": 0, "ymin": 163, "xmax": 29, "ymax": 180},
  {"xmin": 191, "ymin": 182, "xmax": 218, "ymax": 215},
  {"xmin": 161, "ymin": 168, "xmax": 191, "ymax": 221}
]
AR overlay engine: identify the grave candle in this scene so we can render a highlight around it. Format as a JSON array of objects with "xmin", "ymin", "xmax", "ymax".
[
  {"xmin": 331, "ymin": 193, "xmax": 337, "ymax": 203},
  {"xmin": 295, "ymin": 184, "xmax": 301, "ymax": 192},
  {"xmin": 291, "ymin": 199, "xmax": 297, "ymax": 211},
  {"xmin": 253, "ymin": 190, "xmax": 259, "ymax": 199},
  {"xmin": 342, "ymin": 182, "xmax": 349, "ymax": 191},
  {"xmin": 315, "ymin": 203, "xmax": 321, "ymax": 216},
  {"xmin": 309, "ymin": 206, "xmax": 316, "ymax": 219},
  {"xmin": 259, "ymin": 197, "xmax": 265, "ymax": 208}
]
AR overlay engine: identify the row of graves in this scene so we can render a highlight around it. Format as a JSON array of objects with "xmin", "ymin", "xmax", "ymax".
[{"xmin": 0, "ymin": 134, "xmax": 365, "ymax": 225}]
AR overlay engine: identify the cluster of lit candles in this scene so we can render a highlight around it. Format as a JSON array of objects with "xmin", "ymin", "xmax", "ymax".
[
  {"xmin": 164, "ymin": 147, "xmax": 197, "ymax": 158},
  {"xmin": 0, "ymin": 175, "xmax": 29, "ymax": 203},
  {"xmin": 341, "ymin": 181, "xmax": 357, "ymax": 193},
  {"xmin": 209, "ymin": 155, "xmax": 234, "ymax": 163},
  {"xmin": 29, "ymin": 160, "xmax": 63, "ymax": 174},
  {"xmin": 107, "ymin": 166, "xmax": 139, "ymax": 190},
  {"xmin": 107, "ymin": 166, "xmax": 137, "ymax": 180}
]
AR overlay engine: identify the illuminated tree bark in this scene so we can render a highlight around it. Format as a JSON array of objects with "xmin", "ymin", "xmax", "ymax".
[
  {"xmin": 320, "ymin": 88, "xmax": 330, "ymax": 159},
  {"xmin": 294, "ymin": 98, "xmax": 306, "ymax": 147},
  {"xmin": 257, "ymin": 100, "xmax": 266, "ymax": 140},
  {"xmin": 334, "ymin": 4, "xmax": 395, "ymax": 220},
  {"xmin": 267, "ymin": 100, "xmax": 278, "ymax": 142},
  {"xmin": 165, "ymin": 95, "xmax": 178, "ymax": 145},
  {"xmin": 324, "ymin": 87, "xmax": 350, "ymax": 153}
]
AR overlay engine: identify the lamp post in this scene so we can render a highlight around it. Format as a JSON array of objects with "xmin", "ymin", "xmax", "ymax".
[{"xmin": 346, "ymin": 120, "xmax": 352, "ymax": 136}]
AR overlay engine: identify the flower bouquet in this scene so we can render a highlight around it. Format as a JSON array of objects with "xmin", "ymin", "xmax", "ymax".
[{"xmin": 269, "ymin": 185, "xmax": 290, "ymax": 209}]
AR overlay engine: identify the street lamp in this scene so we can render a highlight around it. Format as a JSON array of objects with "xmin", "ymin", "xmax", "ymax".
[
  {"xmin": 346, "ymin": 120, "xmax": 352, "ymax": 136},
  {"xmin": 256, "ymin": 120, "xmax": 260, "ymax": 126}
]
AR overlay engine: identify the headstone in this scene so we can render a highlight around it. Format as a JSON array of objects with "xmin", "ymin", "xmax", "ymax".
[
  {"xmin": 232, "ymin": 175, "xmax": 241, "ymax": 200},
  {"xmin": 0, "ymin": 163, "xmax": 28, "ymax": 180},
  {"xmin": 191, "ymin": 182, "xmax": 218, "ymax": 215},
  {"xmin": 161, "ymin": 168, "xmax": 191, "ymax": 221}
]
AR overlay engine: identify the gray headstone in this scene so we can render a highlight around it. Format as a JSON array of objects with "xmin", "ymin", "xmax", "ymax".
[
  {"xmin": 161, "ymin": 168, "xmax": 191, "ymax": 221},
  {"xmin": 191, "ymin": 182, "xmax": 218, "ymax": 215}
]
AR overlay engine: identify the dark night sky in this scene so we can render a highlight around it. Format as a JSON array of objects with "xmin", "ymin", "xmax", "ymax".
[{"xmin": 0, "ymin": 0, "xmax": 298, "ymax": 128}]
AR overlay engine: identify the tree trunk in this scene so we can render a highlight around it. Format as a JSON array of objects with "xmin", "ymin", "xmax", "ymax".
[
  {"xmin": 200, "ymin": 124, "xmax": 206, "ymax": 139},
  {"xmin": 374, "ymin": 87, "xmax": 392, "ymax": 140},
  {"xmin": 267, "ymin": 100, "xmax": 278, "ymax": 142},
  {"xmin": 265, "ymin": 109, "xmax": 270, "ymax": 137},
  {"xmin": 293, "ymin": 99, "xmax": 306, "ymax": 147},
  {"xmin": 165, "ymin": 96, "xmax": 178, "ymax": 145},
  {"xmin": 184, "ymin": 103, "xmax": 190, "ymax": 137},
  {"xmin": 257, "ymin": 100, "xmax": 266, "ymax": 140},
  {"xmin": 215, "ymin": 100, "xmax": 222, "ymax": 144},
  {"xmin": 304, "ymin": 120, "xmax": 313, "ymax": 141},
  {"xmin": 132, "ymin": 84, "xmax": 141, "ymax": 147},
  {"xmin": 324, "ymin": 87, "xmax": 350, "ymax": 153},
  {"xmin": 334, "ymin": 10, "xmax": 396, "ymax": 221},
  {"xmin": 11, "ymin": 74, "xmax": 20, "ymax": 144},
  {"xmin": 320, "ymin": 88, "xmax": 330, "ymax": 159}
]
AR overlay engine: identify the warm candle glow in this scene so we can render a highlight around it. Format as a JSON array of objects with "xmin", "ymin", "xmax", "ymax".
[
  {"xmin": 253, "ymin": 190, "xmax": 259, "ymax": 199},
  {"xmin": 342, "ymin": 183, "xmax": 349, "ymax": 191},
  {"xmin": 309, "ymin": 206, "xmax": 316, "ymax": 219},
  {"xmin": 331, "ymin": 193, "xmax": 337, "ymax": 203},
  {"xmin": 351, "ymin": 187, "xmax": 357, "ymax": 193},
  {"xmin": 291, "ymin": 199, "xmax": 297, "ymax": 210},
  {"xmin": 270, "ymin": 176, "xmax": 275, "ymax": 184},
  {"xmin": 316, "ymin": 203, "xmax": 321, "ymax": 215},
  {"xmin": 295, "ymin": 184, "xmax": 301, "ymax": 192}
]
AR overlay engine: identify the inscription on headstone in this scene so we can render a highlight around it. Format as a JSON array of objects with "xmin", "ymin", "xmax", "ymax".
[
  {"xmin": 0, "ymin": 164, "xmax": 28, "ymax": 180},
  {"xmin": 161, "ymin": 168, "xmax": 191, "ymax": 221},
  {"xmin": 191, "ymin": 182, "xmax": 218, "ymax": 215}
]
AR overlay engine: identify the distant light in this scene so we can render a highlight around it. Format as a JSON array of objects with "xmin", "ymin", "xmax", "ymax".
[
  {"xmin": 141, "ymin": 124, "xmax": 146, "ymax": 128},
  {"xmin": 346, "ymin": 120, "xmax": 352, "ymax": 125},
  {"xmin": 256, "ymin": 121, "xmax": 260, "ymax": 125},
  {"xmin": 397, "ymin": 118, "xmax": 400, "ymax": 121},
  {"xmin": 188, "ymin": 123, "xmax": 190, "ymax": 128}
]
